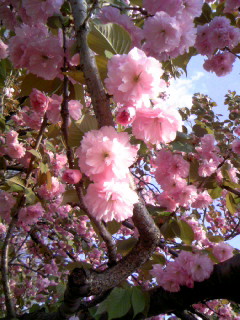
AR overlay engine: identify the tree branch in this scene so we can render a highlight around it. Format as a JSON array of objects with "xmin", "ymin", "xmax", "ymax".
[
  {"xmin": 69, "ymin": 0, "xmax": 114, "ymax": 128},
  {"xmin": 147, "ymin": 254, "xmax": 240, "ymax": 317}
]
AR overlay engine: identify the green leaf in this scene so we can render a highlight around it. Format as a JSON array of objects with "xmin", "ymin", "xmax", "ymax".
[
  {"xmin": 178, "ymin": 220, "xmax": 195, "ymax": 245},
  {"xmin": 208, "ymin": 186, "xmax": 222, "ymax": 199},
  {"xmin": 74, "ymin": 83, "xmax": 86, "ymax": 107},
  {"xmin": 39, "ymin": 162, "xmax": 49, "ymax": 173},
  {"xmin": 226, "ymin": 193, "xmax": 237, "ymax": 214},
  {"xmin": 63, "ymin": 70, "xmax": 85, "ymax": 84},
  {"xmin": 160, "ymin": 221, "xmax": 176, "ymax": 240},
  {"xmin": 107, "ymin": 220, "xmax": 121, "ymax": 234},
  {"xmin": 88, "ymin": 23, "xmax": 132, "ymax": 56},
  {"xmin": 107, "ymin": 288, "xmax": 131, "ymax": 320},
  {"xmin": 207, "ymin": 234, "xmax": 224, "ymax": 243},
  {"xmin": 172, "ymin": 47, "xmax": 197, "ymax": 75},
  {"xmin": 192, "ymin": 124, "xmax": 208, "ymax": 137},
  {"xmin": 25, "ymin": 188, "xmax": 37, "ymax": 205},
  {"xmin": 171, "ymin": 140, "xmax": 193, "ymax": 153},
  {"xmin": 68, "ymin": 121, "xmax": 84, "ymax": 147},
  {"xmin": 7, "ymin": 176, "xmax": 25, "ymax": 189},
  {"xmin": 151, "ymin": 253, "xmax": 166, "ymax": 265},
  {"xmin": 117, "ymin": 237, "xmax": 138, "ymax": 255},
  {"xmin": 131, "ymin": 287, "xmax": 146, "ymax": 318},
  {"xmin": 95, "ymin": 55, "xmax": 108, "ymax": 81},
  {"xmin": 61, "ymin": 189, "xmax": 79, "ymax": 205},
  {"xmin": 47, "ymin": 15, "xmax": 62, "ymax": 29},
  {"xmin": 55, "ymin": 283, "xmax": 65, "ymax": 296},
  {"xmin": 130, "ymin": 0, "xmax": 143, "ymax": 5},
  {"xmin": 20, "ymin": 73, "xmax": 62, "ymax": 96},
  {"xmin": 66, "ymin": 261, "xmax": 92, "ymax": 271},
  {"xmin": 28, "ymin": 149, "xmax": 42, "ymax": 159},
  {"xmin": 75, "ymin": 114, "xmax": 98, "ymax": 133}
]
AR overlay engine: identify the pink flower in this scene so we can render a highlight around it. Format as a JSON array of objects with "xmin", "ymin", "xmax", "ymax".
[
  {"xmin": 105, "ymin": 47, "xmax": 164, "ymax": 105},
  {"xmin": 143, "ymin": 12, "xmax": 181, "ymax": 57},
  {"xmin": 116, "ymin": 106, "xmax": 136, "ymax": 126},
  {"xmin": 0, "ymin": 191, "xmax": 16, "ymax": 223},
  {"xmin": 6, "ymin": 130, "xmax": 18, "ymax": 144},
  {"xmin": 76, "ymin": 126, "xmax": 137, "ymax": 182},
  {"xmin": 30, "ymin": 89, "xmax": 49, "ymax": 113},
  {"xmin": 18, "ymin": 203, "xmax": 45, "ymax": 231},
  {"xmin": 37, "ymin": 177, "xmax": 65, "ymax": 200},
  {"xmin": 234, "ymin": 125, "xmax": 240, "ymax": 136},
  {"xmin": 6, "ymin": 143, "xmax": 26, "ymax": 159},
  {"xmin": 132, "ymin": 106, "xmax": 182, "ymax": 145},
  {"xmin": 84, "ymin": 181, "xmax": 138, "ymax": 222},
  {"xmin": 203, "ymin": 52, "xmax": 236, "ymax": 77},
  {"xmin": 212, "ymin": 243, "xmax": 233, "ymax": 262},
  {"xmin": 189, "ymin": 254, "xmax": 213, "ymax": 282},
  {"xmin": 0, "ymin": 39, "xmax": 8, "ymax": 59},
  {"xmin": 68, "ymin": 100, "xmax": 83, "ymax": 120},
  {"xmin": 46, "ymin": 94, "xmax": 63, "ymax": 124},
  {"xmin": 156, "ymin": 192, "xmax": 177, "ymax": 212},
  {"xmin": 8, "ymin": 24, "xmax": 63, "ymax": 80},
  {"xmin": 62, "ymin": 169, "xmax": 82, "ymax": 184},
  {"xmin": 192, "ymin": 191, "xmax": 212, "ymax": 209},
  {"xmin": 224, "ymin": 0, "xmax": 240, "ymax": 13},
  {"xmin": 142, "ymin": 0, "xmax": 182, "ymax": 16},
  {"xmin": 22, "ymin": 0, "xmax": 64, "ymax": 23},
  {"xmin": 232, "ymin": 139, "xmax": 240, "ymax": 154}
]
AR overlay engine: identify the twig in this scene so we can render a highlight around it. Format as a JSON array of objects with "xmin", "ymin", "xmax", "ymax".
[
  {"xmin": 110, "ymin": 4, "xmax": 150, "ymax": 16},
  {"xmin": 82, "ymin": 0, "xmax": 98, "ymax": 26},
  {"xmin": 60, "ymin": 21, "xmax": 74, "ymax": 169},
  {"xmin": 222, "ymin": 185, "xmax": 240, "ymax": 197},
  {"xmin": 10, "ymin": 263, "xmax": 46, "ymax": 278}
]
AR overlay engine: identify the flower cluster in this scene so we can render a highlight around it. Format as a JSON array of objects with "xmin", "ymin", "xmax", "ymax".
[
  {"xmin": 151, "ymin": 251, "xmax": 213, "ymax": 292},
  {"xmin": 105, "ymin": 47, "xmax": 164, "ymax": 106},
  {"xmin": 154, "ymin": 149, "xmax": 212, "ymax": 211},
  {"xmin": 4, "ymin": 130, "xmax": 26, "ymax": 159},
  {"xmin": 132, "ymin": 104, "xmax": 182, "ymax": 145},
  {"xmin": 76, "ymin": 126, "xmax": 138, "ymax": 222},
  {"xmin": 196, "ymin": 134, "xmax": 223, "ymax": 177},
  {"xmin": 9, "ymin": 24, "xmax": 63, "ymax": 80}
]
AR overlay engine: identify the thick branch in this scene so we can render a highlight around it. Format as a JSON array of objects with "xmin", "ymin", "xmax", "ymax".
[
  {"xmin": 69, "ymin": 0, "xmax": 114, "ymax": 128},
  {"xmin": 147, "ymin": 254, "xmax": 240, "ymax": 317}
]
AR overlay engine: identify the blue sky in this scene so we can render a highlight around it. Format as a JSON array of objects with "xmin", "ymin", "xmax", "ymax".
[
  {"xmin": 168, "ymin": 55, "xmax": 240, "ymax": 249},
  {"xmin": 168, "ymin": 55, "xmax": 240, "ymax": 116}
]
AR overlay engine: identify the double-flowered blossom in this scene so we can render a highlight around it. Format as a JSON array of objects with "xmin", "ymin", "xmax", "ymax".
[
  {"xmin": 132, "ymin": 105, "xmax": 182, "ymax": 145},
  {"xmin": 9, "ymin": 24, "xmax": 63, "ymax": 80},
  {"xmin": 151, "ymin": 251, "xmax": 214, "ymax": 292},
  {"xmin": 21, "ymin": 0, "xmax": 64, "ymax": 24},
  {"xmin": 5, "ymin": 130, "xmax": 26, "ymax": 159},
  {"xmin": 18, "ymin": 203, "xmax": 45, "ymax": 231},
  {"xmin": 196, "ymin": 134, "xmax": 223, "ymax": 177},
  {"xmin": 37, "ymin": 177, "xmax": 65, "ymax": 201},
  {"xmin": 143, "ymin": 0, "xmax": 203, "ymax": 18},
  {"xmin": 195, "ymin": 16, "xmax": 240, "ymax": 57},
  {"xmin": 77, "ymin": 126, "xmax": 138, "ymax": 222},
  {"xmin": 77, "ymin": 126, "xmax": 137, "ymax": 182},
  {"xmin": 203, "ymin": 52, "xmax": 236, "ymax": 77},
  {"xmin": 105, "ymin": 47, "xmax": 164, "ymax": 106},
  {"xmin": 84, "ymin": 181, "xmax": 139, "ymax": 222},
  {"xmin": 154, "ymin": 150, "xmax": 211, "ymax": 211}
]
